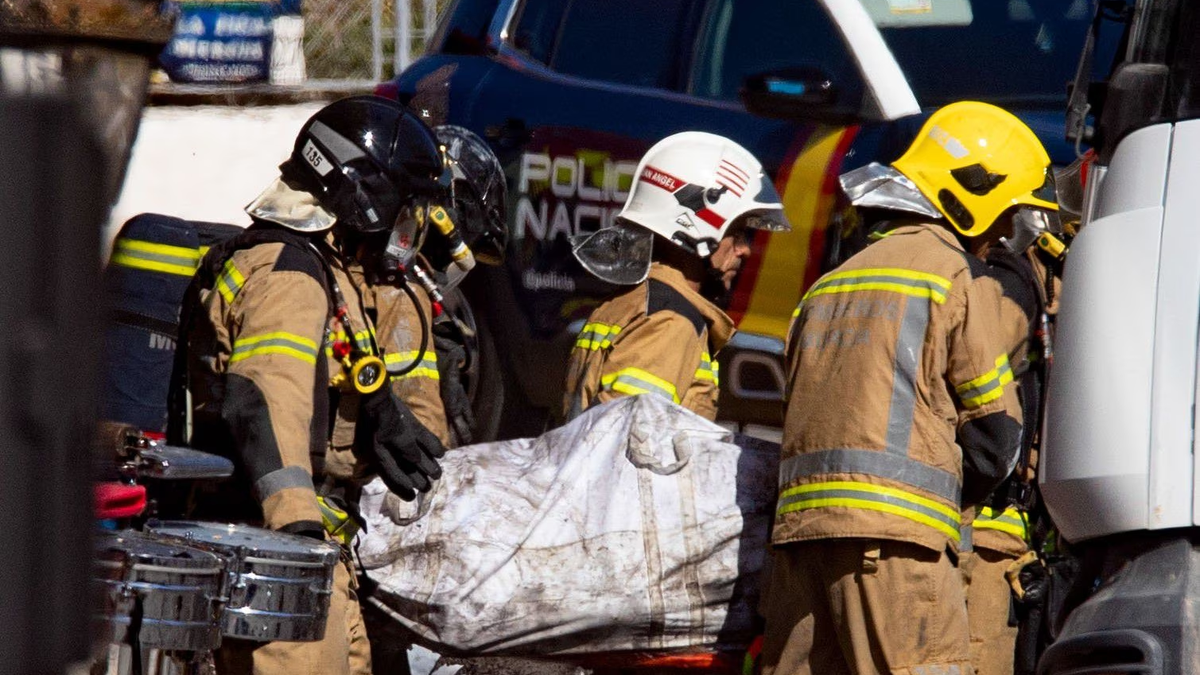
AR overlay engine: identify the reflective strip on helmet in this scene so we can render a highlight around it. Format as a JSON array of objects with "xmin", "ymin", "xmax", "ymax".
[
  {"xmin": 955, "ymin": 354, "xmax": 1013, "ymax": 409},
  {"xmin": 778, "ymin": 480, "xmax": 961, "ymax": 541},
  {"xmin": 111, "ymin": 238, "xmax": 201, "ymax": 277},
  {"xmin": 574, "ymin": 322, "xmax": 623, "ymax": 351},
  {"xmin": 777, "ymin": 448, "xmax": 961, "ymax": 504},
  {"xmin": 231, "ymin": 331, "xmax": 320, "ymax": 365},
  {"xmin": 803, "ymin": 267, "xmax": 951, "ymax": 304},
  {"xmin": 695, "ymin": 352, "xmax": 719, "ymax": 385},
  {"xmin": 216, "ymin": 258, "xmax": 246, "ymax": 305},
  {"xmin": 385, "ymin": 350, "xmax": 440, "ymax": 381},
  {"xmin": 974, "ymin": 506, "xmax": 1028, "ymax": 540},
  {"xmin": 601, "ymin": 367, "xmax": 679, "ymax": 403}
]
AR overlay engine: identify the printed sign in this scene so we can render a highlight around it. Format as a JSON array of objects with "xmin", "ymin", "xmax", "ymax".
[{"xmin": 159, "ymin": 1, "xmax": 300, "ymax": 83}]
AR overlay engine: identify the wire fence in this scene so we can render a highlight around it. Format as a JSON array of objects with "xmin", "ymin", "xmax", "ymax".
[{"xmin": 303, "ymin": 0, "xmax": 448, "ymax": 82}]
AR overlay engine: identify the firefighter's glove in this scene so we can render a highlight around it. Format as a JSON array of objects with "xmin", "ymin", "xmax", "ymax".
[
  {"xmin": 433, "ymin": 321, "xmax": 476, "ymax": 446},
  {"xmin": 359, "ymin": 389, "xmax": 446, "ymax": 501}
]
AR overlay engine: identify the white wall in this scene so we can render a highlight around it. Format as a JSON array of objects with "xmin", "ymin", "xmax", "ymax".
[{"xmin": 107, "ymin": 103, "xmax": 326, "ymax": 244}]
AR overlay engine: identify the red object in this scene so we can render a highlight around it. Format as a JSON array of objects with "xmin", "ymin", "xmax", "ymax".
[
  {"xmin": 94, "ymin": 483, "xmax": 147, "ymax": 520},
  {"xmin": 333, "ymin": 340, "xmax": 352, "ymax": 360},
  {"xmin": 431, "ymin": 301, "xmax": 444, "ymax": 318},
  {"xmin": 563, "ymin": 651, "xmax": 740, "ymax": 674},
  {"xmin": 374, "ymin": 80, "xmax": 400, "ymax": 100}
]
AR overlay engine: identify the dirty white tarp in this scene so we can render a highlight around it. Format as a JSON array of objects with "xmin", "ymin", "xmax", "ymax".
[{"xmin": 357, "ymin": 394, "xmax": 780, "ymax": 656}]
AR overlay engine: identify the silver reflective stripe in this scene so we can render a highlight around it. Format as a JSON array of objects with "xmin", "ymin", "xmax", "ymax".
[
  {"xmin": 885, "ymin": 297, "xmax": 928, "ymax": 455},
  {"xmin": 959, "ymin": 522, "xmax": 973, "ymax": 552},
  {"xmin": 254, "ymin": 465, "xmax": 314, "ymax": 500},
  {"xmin": 776, "ymin": 487, "xmax": 960, "ymax": 533},
  {"xmin": 778, "ymin": 449, "xmax": 960, "ymax": 504},
  {"xmin": 309, "ymin": 120, "xmax": 367, "ymax": 164}
]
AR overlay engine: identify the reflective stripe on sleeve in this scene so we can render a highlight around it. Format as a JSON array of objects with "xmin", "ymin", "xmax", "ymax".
[
  {"xmin": 111, "ymin": 238, "xmax": 201, "ymax": 277},
  {"xmin": 600, "ymin": 367, "xmax": 679, "ymax": 403},
  {"xmin": 574, "ymin": 322, "xmax": 623, "ymax": 351},
  {"xmin": 955, "ymin": 354, "xmax": 1014, "ymax": 409},
  {"xmin": 695, "ymin": 352, "xmax": 719, "ymax": 385},
  {"xmin": 216, "ymin": 258, "xmax": 246, "ymax": 305},
  {"xmin": 802, "ymin": 267, "xmax": 952, "ymax": 304},
  {"xmin": 385, "ymin": 350, "xmax": 440, "ymax": 381},
  {"xmin": 777, "ymin": 480, "xmax": 962, "ymax": 541},
  {"xmin": 325, "ymin": 328, "xmax": 376, "ymax": 356},
  {"xmin": 231, "ymin": 331, "xmax": 320, "ymax": 365},
  {"xmin": 973, "ymin": 506, "xmax": 1029, "ymax": 540},
  {"xmin": 254, "ymin": 465, "xmax": 314, "ymax": 500}
]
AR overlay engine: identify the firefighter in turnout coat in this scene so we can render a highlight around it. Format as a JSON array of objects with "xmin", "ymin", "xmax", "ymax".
[
  {"xmin": 563, "ymin": 132, "xmax": 790, "ymax": 422},
  {"xmin": 760, "ymin": 101, "xmax": 1058, "ymax": 675}
]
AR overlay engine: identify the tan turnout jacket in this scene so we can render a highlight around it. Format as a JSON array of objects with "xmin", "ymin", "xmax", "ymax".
[
  {"xmin": 776, "ymin": 223, "xmax": 1023, "ymax": 553},
  {"xmin": 187, "ymin": 234, "xmax": 375, "ymax": 534},
  {"xmin": 562, "ymin": 263, "xmax": 734, "ymax": 422}
]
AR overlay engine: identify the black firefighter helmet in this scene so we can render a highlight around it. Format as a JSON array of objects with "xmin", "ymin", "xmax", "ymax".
[{"xmin": 280, "ymin": 96, "xmax": 446, "ymax": 238}]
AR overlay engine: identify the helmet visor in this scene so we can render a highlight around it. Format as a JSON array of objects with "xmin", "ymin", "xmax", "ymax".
[
  {"xmin": 742, "ymin": 177, "xmax": 790, "ymax": 232},
  {"xmin": 740, "ymin": 207, "xmax": 791, "ymax": 232}
]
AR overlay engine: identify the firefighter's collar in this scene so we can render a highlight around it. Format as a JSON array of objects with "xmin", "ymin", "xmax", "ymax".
[{"xmin": 648, "ymin": 263, "xmax": 736, "ymax": 351}]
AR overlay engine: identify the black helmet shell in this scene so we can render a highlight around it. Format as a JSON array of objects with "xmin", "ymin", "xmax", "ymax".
[
  {"xmin": 282, "ymin": 95, "xmax": 445, "ymax": 234},
  {"xmin": 435, "ymin": 124, "xmax": 508, "ymax": 265}
]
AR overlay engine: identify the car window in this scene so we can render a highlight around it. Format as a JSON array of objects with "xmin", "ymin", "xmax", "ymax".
[
  {"xmin": 509, "ymin": 0, "xmax": 568, "ymax": 65},
  {"xmin": 548, "ymin": 0, "xmax": 696, "ymax": 90},
  {"xmin": 878, "ymin": 0, "xmax": 1108, "ymax": 108},
  {"xmin": 689, "ymin": 0, "xmax": 865, "ymax": 103}
]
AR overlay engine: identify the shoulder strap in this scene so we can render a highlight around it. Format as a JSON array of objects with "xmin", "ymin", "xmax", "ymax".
[{"xmin": 646, "ymin": 278, "xmax": 705, "ymax": 337}]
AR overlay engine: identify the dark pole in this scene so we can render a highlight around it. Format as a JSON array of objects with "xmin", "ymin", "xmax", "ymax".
[{"xmin": 0, "ymin": 3, "xmax": 173, "ymax": 673}]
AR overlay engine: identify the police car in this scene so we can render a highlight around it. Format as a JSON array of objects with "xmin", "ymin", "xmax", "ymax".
[{"xmin": 376, "ymin": 0, "xmax": 1117, "ymax": 440}]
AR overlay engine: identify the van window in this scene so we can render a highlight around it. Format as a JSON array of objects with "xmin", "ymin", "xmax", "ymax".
[
  {"xmin": 689, "ymin": 0, "xmax": 864, "ymax": 103},
  {"xmin": 509, "ymin": 0, "xmax": 568, "ymax": 65},
  {"xmin": 550, "ymin": 0, "xmax": 696, "ymax": 90}
]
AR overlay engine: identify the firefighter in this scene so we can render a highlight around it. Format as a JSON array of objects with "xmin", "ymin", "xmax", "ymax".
[
  {"xmin": 760, "ymin": 101, "xmax": 1056, "ymax": 675},
  {"xmin": 372, "ymin": 124, "xmax": 507, "ymax": 448},
  {"xmin": 563, "ymin": 131, "xmax": 790, "ymax": 421},
  {"xmin": 168, "ymin": 96, "xmax": 449, "ymax": 675},
  {"xmin": 965, "ymin": 193, "xmax": 1072, "ymax": 675}
]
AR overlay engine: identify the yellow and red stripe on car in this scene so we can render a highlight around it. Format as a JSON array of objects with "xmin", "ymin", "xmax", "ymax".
[{"xmin": 727, "ymin": 125, "xmax": 859, "ymax": 340}]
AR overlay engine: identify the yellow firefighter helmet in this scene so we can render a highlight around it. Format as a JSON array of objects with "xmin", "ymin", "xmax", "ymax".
[{"xmin": 892, "ymin": 101, "xmax": 1057, "ymax": 237}]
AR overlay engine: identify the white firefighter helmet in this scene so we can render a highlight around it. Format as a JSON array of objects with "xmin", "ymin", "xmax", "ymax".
[{"xmin": 572, "ymin": 131, "xmax": 789, "ymax": 285}]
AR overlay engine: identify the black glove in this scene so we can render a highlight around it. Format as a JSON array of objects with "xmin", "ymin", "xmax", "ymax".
[
  {"xmin": 358, "ymin": 388, "xmax": 447, "ymax": 501},
  {"xmin": 433, "ymin": 322, "xmax": 476, "ymax": 446}
]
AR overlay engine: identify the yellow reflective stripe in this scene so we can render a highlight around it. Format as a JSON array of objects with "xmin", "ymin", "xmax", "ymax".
[
  {"xmin": 777, "ymin": 480, "xmax": 961, "ymax": 541},
  {"xmin": 327, "ymin": 329, "xmax": 375, "ymax": 352},
  {"xmin": 601, "ymin": 367, "xmax": 679, "ymax": 403},
  {"xmin": 384, "ymin": 350, "xmax": 440, "ymax": 381},
  {"xmin": 394, "ymin": 367, "xmax": 441, "ymax": 381},
  {"xmin": 230, "ymin": 331, "xmax": 319, "ymax": 365},
  {"xmin": 574, "ymin": 322, "xmax": 623, "ymax": 351},
  {"xmin": 956, "ymin": 354, "xmax": 1014, "ymax": 408},
  {"xmin": 803, "ymin": 267, "xmax": 951, "ymax": 304},
  {"xmin": 974, "ymin": 506, "xmax": 1029, "ymax": 540},
  {"xmin": 695, "ymin": 352, "xmax": 719, "ymax": 384},
  {"xmin": 216, "ymin": 258, "xmax": 246, "ymax": 305},
  {"xmin": 111, "ymin": 238, "xmax": 201, "ymax": 277}
]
